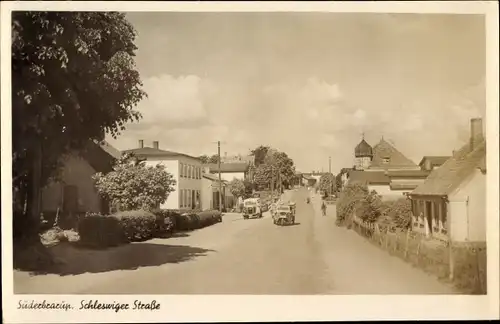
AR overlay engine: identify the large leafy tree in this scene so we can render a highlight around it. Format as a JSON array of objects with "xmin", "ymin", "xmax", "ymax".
[
  {"xmin": 198, "ymin": 155, "xmax": 210, "ymax": 164},
  {"xmin": 93, "ymin": 153, "xmax": 176, "ymax": 211},
  {"xmin": 319, "ymin": 172, "xmax": 335, "ymax": 194},
  {"xmin": 252, "ymin": 147, "xmax": 295, "ymax": 191},
  {"xmin": 12, "ymin": 12, "xmax": 146, "ymax": 232},
  {"xmin": 250, "ymin": 145, "xmax": 269, "ymax": 167},
  {"xmin": 228, "ymin": 178, "xmax": 246, "ymax": 199}
]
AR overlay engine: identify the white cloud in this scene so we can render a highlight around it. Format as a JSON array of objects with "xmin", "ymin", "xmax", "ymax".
[{"xmin": 107, "ymin": 74, "xmax": 486, "ymax": 174}]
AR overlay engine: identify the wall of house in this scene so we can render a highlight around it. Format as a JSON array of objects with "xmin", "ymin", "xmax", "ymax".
[
  {"xmin": 41, "ymin": 155, "xmax": 102, "ymax": 213},
  {"xmin": 449, "ymin": 169, "xmax": 486, "ymax": 242},
  {"xmin": 143, "ymin": 159, "xmax": 180, "ymax": 210},
  {"xmin": 220, "ymin": 172, "xmax": 246, "ymax": 182},
  {"xmin": 201, "ymin": 177, "xmax": 214, "ymax": 210},
  {"xmin": 178, "ymin": 156, "xmax": 203, "ymax": 210}
]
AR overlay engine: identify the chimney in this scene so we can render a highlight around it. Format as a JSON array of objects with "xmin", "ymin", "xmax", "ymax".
[
  {"xmin": 138, "ymin": 139, "xmax": 144, "ymax": 148},
  {"xmin": 153, "ymin": 141, "xmax": 159, "ymax": 149},
  {"xmin": 470, "ymin": 118, "xmax": 484, "ymax": 151},
  {"xmin": 424, "ymin": 159, "xmax": 432, "ymax": 171}
]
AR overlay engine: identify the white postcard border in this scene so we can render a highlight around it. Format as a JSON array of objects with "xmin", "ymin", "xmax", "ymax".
[{"xmin": 1, "ymin": 1, "xmax": 499, "ymax": 323}]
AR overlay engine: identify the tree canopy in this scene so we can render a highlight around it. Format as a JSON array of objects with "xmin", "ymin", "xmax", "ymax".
[
  {"xmin": 250, "ymin": 145, "xmax": 270, "ymax": 167},
  {"xmin": 252, "ymin": 146, "xmax": 295, "ymax": 190},
  {"xmin": 93, "ymin": 153, "xmax": 176, "ymax": 211},
  {"xmin": 228, "ymin": 178, "xmax": 246, "ymax": 199},
  {"xmin": 12, "ymin": 12, "xmax": 146, "ymax": 219},
  {"xmin": 319, "ymin": 172, "xmax": 335, "ymax": 194}
]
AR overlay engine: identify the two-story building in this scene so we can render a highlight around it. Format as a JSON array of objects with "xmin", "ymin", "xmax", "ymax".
[{"xmin": 124, "ymin": 140, "xmax": 203, "ymax": 210}]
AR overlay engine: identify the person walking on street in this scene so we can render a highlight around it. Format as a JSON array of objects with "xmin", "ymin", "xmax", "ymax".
[{"xmin": 321, "ymin": 201, "xmax": 327, "ymax": 216}]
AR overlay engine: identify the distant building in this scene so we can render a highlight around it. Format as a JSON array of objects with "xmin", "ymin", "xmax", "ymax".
[
  {"xmin": 418, "ymin": 156, "xmax": 451, "ymax": 172},
  {"xmin": 208, "ymin": 162, "xmax": 250, "ymax": 181},
  {"xmin": 409, "ymin": 118, "xmax": 486, "ymax": 243},
  {"xmin": 124, "ymin": 140, "xmax": 203, "ymax": 210},
  {"xmin": 201, "ymin": 168, "xmax": 234, "ymax": 210},
  {"xmin": 347, "ymin": 136, "xmax": 422, "ymax": 199}
]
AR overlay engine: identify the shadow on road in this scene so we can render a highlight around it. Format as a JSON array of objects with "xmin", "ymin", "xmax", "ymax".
[{"xmin": 18, "ymin": 242, "xmax": 215, "ymax": 276}]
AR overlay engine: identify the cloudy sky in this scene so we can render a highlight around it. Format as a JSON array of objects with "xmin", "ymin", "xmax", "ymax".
[{"xmin": 106, "ymin": 12, "xmax": 486, "ymax": 173}]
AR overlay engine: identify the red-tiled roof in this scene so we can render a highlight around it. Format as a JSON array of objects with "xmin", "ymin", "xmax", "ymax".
[
  {"xmin": 347, "ymin": 170, "xmax": 390, "ymax": 185},
  {"xmin": 208, "ymin": 162, "xmax": 249, "ymax": 173},
  {"xmin": 418, "ymin": 156, "xmax": 451, "ymax": 167},
  {"xmin": 123, "ymin": 147, "xmax": 199, "ymax": 160},
  {"xmin": 411, "ymin": 140, "xmax": 486, "ymax": 196},
  {"xmin": 386, "ymin": 170, "xmax": 431, "ymax": 178},
  {"xmin": 369, "ymin": 139, "xmax": 417, "ymax": 169}
]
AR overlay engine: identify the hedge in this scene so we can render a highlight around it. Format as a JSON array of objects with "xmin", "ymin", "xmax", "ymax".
[
  {"xmin": 76, "ymin": 209, "xmax": 223, "ymax": 248},
  {"xmin": 111, "ymin": 210, "xmax": 157, "ymax": 242},
  {"xmin": 77, "ymin": 213, "xmax": 126, "ymax": 248},
  {"xmin": 152, "ymin": 209, "xmax": 179, "ymax": 237}
]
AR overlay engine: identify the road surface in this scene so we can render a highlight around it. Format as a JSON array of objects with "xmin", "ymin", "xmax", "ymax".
[{"xmin": 14, "ymin": 188, "xmax": 458, "ymax": 294}]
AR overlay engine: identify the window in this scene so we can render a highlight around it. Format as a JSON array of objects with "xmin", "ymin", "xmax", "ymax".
[
  {"xmin": 180, "ymin": 163, "xmax": 184, "ymax": 177},
  {"xmin": 183, "ymin": 189, "xmax": 188, "ymax": 208},
  {"xmin": 180, "ymin": 190, "xmax": 184, "ymax": 208},
  {"xmin": 189, "ymin": 165, "xmax": 193, "ymax": 179},
  {"xmin": 187, "ymin": 190, "xmax": 192, "ymax": 208},
  {"xmin": 382, "ymin": 157, "xmax": 390, "ymax": 164}
]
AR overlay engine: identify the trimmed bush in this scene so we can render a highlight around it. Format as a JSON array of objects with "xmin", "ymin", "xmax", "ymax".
[
  {"xmin": 336, "ymin": 183, "xmax": 369, "ymax": 226},
  {"xmin": 111, "ymin": 210, "xmax": 157, "ymax": 242},
  {"xmin": 152, "ymin": 209, "xmax": 179, "ymax": 237},
  {"xmin": 77, "ymin": 213, "xmax": 126, "ymax": 248}
]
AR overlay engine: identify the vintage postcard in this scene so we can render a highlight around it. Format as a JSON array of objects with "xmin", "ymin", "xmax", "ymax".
[{"xmin": 1, "ymin": 1, "xmax": 499, "ymax": 323}]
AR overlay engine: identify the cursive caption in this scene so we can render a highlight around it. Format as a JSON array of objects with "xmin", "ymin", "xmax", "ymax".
[{"xmin": 18, "ymin": 299, "xmax": 161, "ymax": 313}]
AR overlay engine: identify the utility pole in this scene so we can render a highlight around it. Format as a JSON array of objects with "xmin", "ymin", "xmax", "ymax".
[
  {"xmin": 217, "ymin": 141, "xmax": 222, "ymax": 212},
  {"xmin": 329, "ymin": 156, "xmax": 331, "ymax": 173}
]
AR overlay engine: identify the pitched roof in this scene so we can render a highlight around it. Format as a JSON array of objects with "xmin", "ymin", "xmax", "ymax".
[
  {"xmin": 347, "ymin": 170, "xmax": 390, "ymax": 185},
  {"xmin": 418, "ymin": 156, "xmax": 451, "ymax": 168},
  {"xmin": 208, "ymin": 162, "xmax": 249, "ymax": 173},
  {"xmin": 390, "ymin": 183, "xmax": 419, "ymax": 191},
  {"xmin": 386, "ymin": 170, "xmax": 431, "ymax": 178},
  {"xmin": 202, "ymin": 173, "xmax": 225, "ymax": 184},
  {"xmin": 123, "ymin": 147, "xmax": 199, "ymax": 160},
  {"xmin": 411, "ymin": 140, "xmax": 486, "ymax": 196},
  {"xmin": 80, "ymin": 140, "xmax": 120, "ymax": 173},
  {"xmin": 96, "ymin": 140, "xmax": 122, "ymax": 159},
  {"xmin": 369, "ymin": 138, "xmax": 418, "ymax": 169}
]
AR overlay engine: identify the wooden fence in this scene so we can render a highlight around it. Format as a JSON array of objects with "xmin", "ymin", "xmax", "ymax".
[{"xmin": 351, "ymin": 214, "xmax": 487, "ymax": 294}]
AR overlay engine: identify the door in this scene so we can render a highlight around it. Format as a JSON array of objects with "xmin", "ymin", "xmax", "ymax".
[{"xmin": 63, "ymin": 185, "xmax": 79, "ymax": 213}]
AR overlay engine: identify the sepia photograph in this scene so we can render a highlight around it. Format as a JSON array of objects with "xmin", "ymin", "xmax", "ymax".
[{"xmin": 2, "ymin": 1, "xmax": 499, "ymax": 322}]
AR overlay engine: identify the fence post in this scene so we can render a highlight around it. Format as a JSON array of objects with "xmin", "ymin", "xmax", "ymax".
[
  {"xmin": 404, "ymin": 228, "xmax": 410, "ymax": 259},
  {"xmin": 448, "ymin": 240, "xmax": 454, "ymax": 281},
  {"xmin": 416, "ymin": 240, "xmax": 421, "ymax": 265},
  {"xmin": 474, "ymin": 246, "xmax": 484, "ymax": 293}
]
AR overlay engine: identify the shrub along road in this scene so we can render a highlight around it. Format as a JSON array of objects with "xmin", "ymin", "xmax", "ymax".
[{"xmin": 15, "ymin": 188, "xmax": 457, "ymax": 294}]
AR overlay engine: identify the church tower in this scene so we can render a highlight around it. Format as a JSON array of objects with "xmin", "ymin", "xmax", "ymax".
[{"xmin": 354, "ymin": 134, "xmax": 373, "ymax": 170}]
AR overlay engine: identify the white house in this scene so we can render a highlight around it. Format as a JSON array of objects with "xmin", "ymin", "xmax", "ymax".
[
  {"xmin": 409, "ymin": 118, "xmax": 486, "ymax": 243},
  {"xmin": 41, "ymin": 140, "xmax": 121, "ymax": 215},
  {"xmin": 208, "ymin": 162, "xmax": 250, "ymax": 182},
  {"xmin": 124, "ymin": 140, "xmax": 203, "ymax": 210}
]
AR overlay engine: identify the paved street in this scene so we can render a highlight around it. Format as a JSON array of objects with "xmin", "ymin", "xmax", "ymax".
[{"xmin": 15, "ymin": 188, "xmax": 458, "ymax": 295}]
